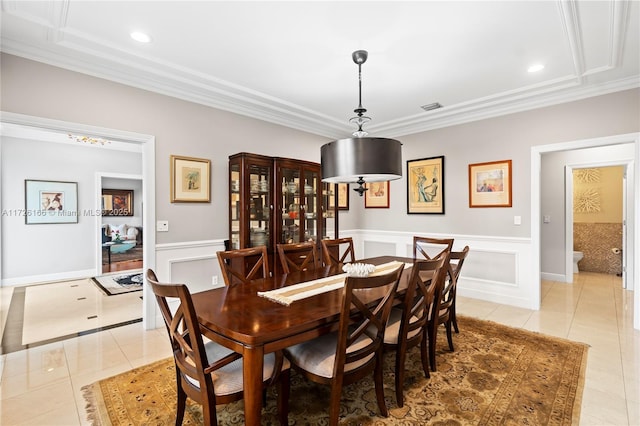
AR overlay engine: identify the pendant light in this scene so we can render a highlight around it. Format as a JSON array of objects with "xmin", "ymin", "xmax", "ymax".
[{"xmin": 321, "ymin": 50, "xmax": 402, "ymax": 196}]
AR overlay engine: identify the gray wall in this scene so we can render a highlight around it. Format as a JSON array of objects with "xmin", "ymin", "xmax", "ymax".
[{"xmin": 1, "ymin": 53, "xmax": 639, "ymax": 284}]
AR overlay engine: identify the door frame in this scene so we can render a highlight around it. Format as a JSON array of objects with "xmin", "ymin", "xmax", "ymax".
[
  {"xmin": 0, "ymin": 112, "xmax": 158, "ymax": 329},
  {"xmin": 531, "ymin": 132, "xmax": 639, "ymax": 330}
]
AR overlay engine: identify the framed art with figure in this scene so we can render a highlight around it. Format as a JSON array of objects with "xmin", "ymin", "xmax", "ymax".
[
  {"xmin": 407, "ymin": 156, "xmax": 444, "ymax": 214},
  {"xmin": 25, "ymin": 179, "xmax": 78, "ymax": 224},
  {"xmin": 337, "ymin": 183, "xmax": 349, "ymax": 210},
  {"xmin": 102, "ymin": 189, "xmax": 133, "ymax": 216},
  {"xmin": 170, "ymin": 155, "xmax": 211, "ymax": 203},
  {"xmin": 468, "ymin": 159, "xmax": 512, "ymax": 207},
  {"xmin": 364, "ymin": 181, "xmax": 389, "ymax": 208}
]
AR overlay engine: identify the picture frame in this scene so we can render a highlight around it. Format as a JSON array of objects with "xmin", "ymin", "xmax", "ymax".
[
  {"xmin": 25, "ymin": 179, "xmax": 78, "ymax": 224},
  {"xmin": 364, "ymin": 181, "xmax": 390, "ymax": 208},
  {"xmin": 407, "ymin": 156, "xmax": 444, "ymax": 214},
  {"xmin": 101, "ymin": 189, "xmax": 133, "ymax": 216},
  {"xmin": 337, "ymin": 183, "xmax": 349, "ymax": 210},
  {"xmin": 468, "ymin": 159, "xmax": 512, "ymax": 208},
  {"xmin": 170, "ymin": 155, "xmax": 211, "ymax": 203}
]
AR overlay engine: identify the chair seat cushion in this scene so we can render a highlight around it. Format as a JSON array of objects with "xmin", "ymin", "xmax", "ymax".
[
  {"xmin": 285, "ymin": 331, "xmax": 373, "ymax": 378},
  {"xmin": 383, "ymin": 307, "xmax": 421, "ymax": 345},
  {"xmin": 185, "ymin": 341, "xmax": 289, "ymax": 396}
]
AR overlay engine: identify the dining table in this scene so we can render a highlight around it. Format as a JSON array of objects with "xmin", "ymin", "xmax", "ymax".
[{"xmin": 191, "ymin": 255, "xmax": 413, "ymax": 426}]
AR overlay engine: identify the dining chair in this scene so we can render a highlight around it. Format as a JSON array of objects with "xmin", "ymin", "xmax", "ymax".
[
  {"xmin": 320, "ymin": 237, "xmax": 356, "ymax": 266},
  {"xmin": 276, "ymin": 241, "xmax": 318, "ymax": 273},
  {"xmin": 217, "ymin": 245, "xmax": 270, "ymax": 286},
  {"xmin": 146, "ymin": 269, "xmax": 290, "ymax": 425},
  {"xmin": 426, "ymin": 249, "xmax": 456, "ymax": 372},
  {"xmin": 381, "ymin": 256, "xmax": 448, "ymax": 407},
  {"xmin": 448, "ymin": 246, "xmax": 470, "ymax": 334},
  {"xmin": 284, "ymin": 264, "xmax": 404, "ymax": 426},
  {"xmin": 412, "ymin": 236, "xmax": 454, "ymax": 261}
]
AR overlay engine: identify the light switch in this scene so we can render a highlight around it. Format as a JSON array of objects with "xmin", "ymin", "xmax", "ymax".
[
  {"xmin": 514, "ymin": 216, "xmax": 521, "ymax": 225},
  {"xmin": 543, "ymin": 215, "xmax": 551, "ymax": 223},
  {"xmin": 157, "ymin": 220, "xmax": 169, "ymax": 232}
]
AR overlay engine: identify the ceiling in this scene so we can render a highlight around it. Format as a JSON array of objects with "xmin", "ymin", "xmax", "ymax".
[{"xmin": 1, "ymin": 1, "xmax": 639, "ymax": 140}]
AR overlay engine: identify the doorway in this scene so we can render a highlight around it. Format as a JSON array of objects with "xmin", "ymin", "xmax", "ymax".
[
  {"xmin": 0, "ymin": 112, "xmax": 157, "ymax": 330},
  {"xmin": 532, "ymin": 132, "xmax": 639, "ymax": 330},
  {"xmin": 566, "ymin": 164, "xmax": 629, "ymax": 288}
]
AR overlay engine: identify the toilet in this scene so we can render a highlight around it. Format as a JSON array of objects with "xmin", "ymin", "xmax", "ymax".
[{"xmin": 573, "ymin": 251, "xmax": 584, "ymax": 273}]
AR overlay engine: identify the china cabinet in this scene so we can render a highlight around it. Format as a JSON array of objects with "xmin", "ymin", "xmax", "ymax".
[{"xmin": 228, "ymin": 152, "xmax": 338, "ymax": 271}]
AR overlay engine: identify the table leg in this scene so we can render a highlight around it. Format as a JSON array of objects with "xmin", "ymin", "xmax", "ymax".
[{"xmin": 243, "ymin": 345, "xmax": 265, "ymax": 426}]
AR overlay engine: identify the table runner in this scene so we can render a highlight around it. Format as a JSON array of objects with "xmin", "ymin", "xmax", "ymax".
[{"xmin": 258, "ymin": 261, "xmax": 411, "ymax": 305}]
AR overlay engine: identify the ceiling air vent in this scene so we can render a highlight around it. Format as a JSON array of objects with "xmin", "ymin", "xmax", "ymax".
[{"xmin": 421, "ymin": 102, "xmax": 442, "ymax": 112}]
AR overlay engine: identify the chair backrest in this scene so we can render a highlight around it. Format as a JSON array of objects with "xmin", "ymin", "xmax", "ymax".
[
  {"xmin": 217, "ymin": 245, "xmax": 270, "ymax": 285},
  {"xmin": 412, "ymin": 236, "xmax": 454, "ymax": 261},
  {"xmin": 442, "ymin": 246, "xmax": 470, "ymax": 309},
  {"xmin": 399, "ymin": 256, "xmax": 448, "ymax": 344},
  {"xmin": 333, "ymin": 264, "xmax": 404, "ymax": 378},
  {"xmin": 146, "ymin": 269, "xmax": 217, "ymax": 401},
  {"xmin": 320, "ymin": 237, "xmax": 356, "ymax": 266},
  {"xmin": 276, "ymin": 242, "xmax": 317, "ymax": 273}
]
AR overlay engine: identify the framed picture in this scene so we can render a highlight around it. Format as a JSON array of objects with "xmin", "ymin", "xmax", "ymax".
[
  {"xmin": 170, "ymin": 155, "xmax": 211, "ymax": 203},
  {"xmin": 25, "ymin": 180, "xmax": 78, "ymax": 224},
  {"xmin": 364, "ymin": 181, "xmax": 390, "ymax": 208},
  {"xmin": 468, "ymin": 159, "xmax": 512, "ymax": 207},
  {"xmin": 407, "ymin": 156, "xmax": 444, "ymax": 214},
  {"xmin": 102, "ymin": 189, "xmax": 133, "ymax": 216},
  {"xmin": 337, "ymin": 183, "xmax": 349, "ymax": 210}
]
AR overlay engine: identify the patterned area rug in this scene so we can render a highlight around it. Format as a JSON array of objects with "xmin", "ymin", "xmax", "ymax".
[
  {"xmin": 82, "ymin": 316, "xmax": 588, "ymax": 425},
  {"xmin": 91, "ymin": 271, "xmax": 143, "ymax": 296}
]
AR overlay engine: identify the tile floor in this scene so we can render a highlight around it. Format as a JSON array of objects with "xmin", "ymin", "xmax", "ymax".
[{"xmin": 0, "ymin": 272, "xmax": 638, "ymax": 425}]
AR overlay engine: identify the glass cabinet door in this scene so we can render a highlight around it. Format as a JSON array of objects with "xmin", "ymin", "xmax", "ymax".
[
  {"xmin": 322, "ymin": 183, "xmax": 337, "ymax": 239},
  {"xmin": 280, "ymin": 166, "xmax": 301, "ymax": 243},
  {"xmin": 303, "ymin": 169, "xmax": 319, "ymax": 242},
  {"xmin": 230, "ymin": 163, "xmax": 241, "ymax": 249},
  {"xmin": 248, "ymin": 163, "xmax": 271, "ymax": 248}
]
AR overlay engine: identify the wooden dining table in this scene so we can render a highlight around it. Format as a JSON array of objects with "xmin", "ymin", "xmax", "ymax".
[{"xmin": 191, "ymin": 255, "xmax": 412, "ymax": 426}]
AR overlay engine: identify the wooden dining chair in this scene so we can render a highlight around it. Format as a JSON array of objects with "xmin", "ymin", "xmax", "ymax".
[
  {"xmin": 448, "ymin": 246, "xmax": 470, "ymax": 334},
  {"xmin": 146, "ymin": 269, "xmax": 290, "ymax": 425},
  {"xmin": 320, "ymin": 237, "xmax": 356, "ymax": 266},
  {"xmin": 284, "ymin": 264, "xmax": 404, "ymax": 426},
  {"xmin": 276, "ymin": 242, "xmax": 317, "ymax": 273},
  {"xmin": 381, "ymin": 256, "xmax": 448, "ymax": 406},
  {"xmin": 412, "ymin": 236, "xmax": 454, "ymax": 261},
  {"xmin": 217, "ymin": 245, "xmax": 270, "ymax": 286}
]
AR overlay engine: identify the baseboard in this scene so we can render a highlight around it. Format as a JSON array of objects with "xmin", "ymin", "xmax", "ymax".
[
  {"xmin": 2, "ymin": 269, "xmax": 97, "ymax": 287},
  {"xmin": 541, "ymin": 272, "xmax": 569, "ymax": 283}
]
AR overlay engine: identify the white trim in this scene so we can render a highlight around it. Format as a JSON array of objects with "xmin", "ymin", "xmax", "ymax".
[
  {"xmin": 532, "ymin": 132, "xmax": 640, "ymax": 330},
  {"xmin": 0, "ymin": 112, "xmax": 157, "ymax": 329},
  {"xmin": 1, "ymin": 269, "xmax": 96, "ymax": 287}
]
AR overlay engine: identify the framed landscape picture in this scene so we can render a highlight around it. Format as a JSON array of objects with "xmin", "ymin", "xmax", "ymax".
[
  {"xmin": 407, "ymin": 156, "xmax": 444, "ymax": 214},
  {"xmin": 364, "ymin": 181, "xmax": 389, "ymax": 208},
  {"xmin": 25, "ymin": 179, "xmax": 78, "ymax": 224},
  {"xmin": 468, "ymin": 159, "xmax": 512, "ymax": 207},
  {"xmin": 170, "ymin": 155, "xmax": 211, "ymax": 203}
]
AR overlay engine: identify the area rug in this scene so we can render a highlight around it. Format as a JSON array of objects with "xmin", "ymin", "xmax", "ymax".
[
  {"xmin": 92, "ymin": 271, "xmax": 143, "ymax": 296},
  {"xmin": 82, "ymin": 315, "xmax": 588, "ymax": 425}
]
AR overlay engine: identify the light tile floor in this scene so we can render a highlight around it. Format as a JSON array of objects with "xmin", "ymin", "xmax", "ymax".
[{"xmin": 0, "ymin": 272, "xmax": 638, "ymax": 425}]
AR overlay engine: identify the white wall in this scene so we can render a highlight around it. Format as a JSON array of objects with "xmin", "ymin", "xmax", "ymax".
[{"xmin": 1, "ymin": 136, "xmax": 141, "ymax": 283}]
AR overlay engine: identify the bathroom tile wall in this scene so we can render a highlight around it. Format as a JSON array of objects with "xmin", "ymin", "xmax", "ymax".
[{"xmin": 574, "ymin": 222, "xmax": 622, "ymax": 274}]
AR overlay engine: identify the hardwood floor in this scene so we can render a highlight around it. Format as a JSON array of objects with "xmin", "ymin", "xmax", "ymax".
[{"xmin": 102, "ymin": 259, "xmax": 143, "ymax": 274}]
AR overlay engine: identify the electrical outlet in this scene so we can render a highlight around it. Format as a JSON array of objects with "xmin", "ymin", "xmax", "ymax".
[{"xmin": 212, "ymin": 276, "xmax": 218, "ymax": 286}]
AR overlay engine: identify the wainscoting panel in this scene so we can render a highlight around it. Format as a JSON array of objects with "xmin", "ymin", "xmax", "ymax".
[{"xmin": 345, "ymin": 230, "xmax": 536, "ymax": 309}]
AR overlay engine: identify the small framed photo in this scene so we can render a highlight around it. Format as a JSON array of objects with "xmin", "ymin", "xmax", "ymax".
[
  {"xmin": 25, "ymin": 180, "xmax": 78, "ymax": 224},
  {"xmin": 170, "ymin": 155, "xmax": 211, "ymax": 203},
  {"xmin": 407, "ymin": 156, "xmax": 444, "ymax": 214},
  {"xmin": 468, "ymin": 159, "xmax": 512, "ymax": 207},
  {"xmin": 364, "ymin": 181, "xmax": 390, "ymax": 208},
  {"xmin": 337, "ymin": 183, "xmax": 349, "ymax": 210},
  {"xmin": 102, "ymin": 189, "xmax": 133, "ymax": 216}
]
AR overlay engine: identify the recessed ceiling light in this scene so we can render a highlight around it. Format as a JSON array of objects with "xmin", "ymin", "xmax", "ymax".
[
  {"xmin": 130, "ymin": 31, "xmax": 151, "ymax": 43},
  {"xmin": 528, "ymin": 64, "xmax": 544, "ymax": 73}
]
